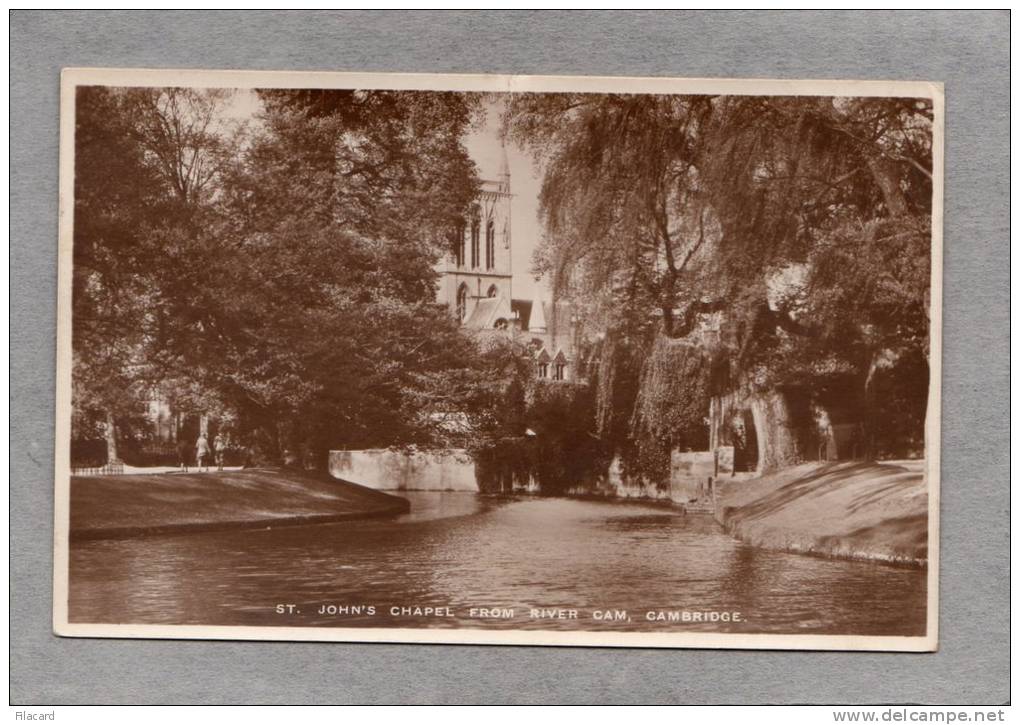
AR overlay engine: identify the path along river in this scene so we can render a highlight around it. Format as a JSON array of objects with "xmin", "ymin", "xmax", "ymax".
[{"xmin": 69, "ymin": 492, "xmax": 926, "ymax": 635}]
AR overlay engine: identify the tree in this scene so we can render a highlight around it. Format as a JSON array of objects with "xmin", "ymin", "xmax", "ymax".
[
  {"xmin": 506, "ymin": 93, "xmax": 933, "ymax": 475},
  {"xmin": 700, "ymin": 96, "xmax": 933, "ymax": 463},
  {"xmin": 71, "ymin": 86, "xmax": 239, "ymax": 461},
  {"xmin": 506, "ymin": 93, "xmax": 718, "ymax": 338},
  {"xmin": 187, "ymin": 89, "xmax": 486, "ymax": 463},
  {"xmin": 463, "ymin": 334, "xmax": 606, "ymax": 495},
  {"xmin": 71, "ymin": 86, "xmax": 490, "ymax": 467}
]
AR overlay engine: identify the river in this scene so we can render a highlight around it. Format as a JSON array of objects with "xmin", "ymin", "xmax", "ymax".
[{"xmin": 68, "ymin": 492, "xmax": 926, "ymax": 635}]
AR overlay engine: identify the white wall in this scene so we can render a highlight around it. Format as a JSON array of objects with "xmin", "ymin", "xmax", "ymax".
[{"xmin": 329, "ymin": 449, "xmax": 478, "ymax": 492}]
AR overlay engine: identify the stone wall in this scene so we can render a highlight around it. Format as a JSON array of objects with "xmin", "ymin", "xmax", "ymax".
[
  {"xmin": 329, "ymin": 446, "xmax": 755, "ymax": 503},
  {"xmin": 572, "ymin": 451, "xmax": 731, "ymax": 506},
  {"xmin": 329, "ymin": 449, "xmax": 478, "ymax": 492},
  {"xmin": 590, "ymin": 455, "xmax": 673, "ymax": 500},
  {"xmin": 669, "ymin": 450, "xmax": 718, "ymax": 504}
]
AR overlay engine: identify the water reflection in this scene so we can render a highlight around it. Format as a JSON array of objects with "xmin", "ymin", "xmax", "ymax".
[{"xmin": 69, "ymin": 493, "xmax": 926, "ymax": 635}]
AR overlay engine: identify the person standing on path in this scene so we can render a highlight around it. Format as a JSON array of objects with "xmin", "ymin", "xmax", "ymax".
[
  {"xmin": 213, "ymin": 432, "xmax": 227, "ymax": 471},
  {"xmin": 195, "ymin": 433, "xmax": 211, "ymax": 472}
]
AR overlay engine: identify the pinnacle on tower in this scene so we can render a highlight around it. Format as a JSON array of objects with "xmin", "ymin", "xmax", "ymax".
[{"xmin": 498, "ymin": 138, "xmax": 511, "ymax": 193}]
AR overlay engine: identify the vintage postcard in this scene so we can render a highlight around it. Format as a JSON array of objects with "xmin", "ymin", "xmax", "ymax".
[{"xmin": 53, "ymin": 69, "xmax": 943, "ymax": 650}]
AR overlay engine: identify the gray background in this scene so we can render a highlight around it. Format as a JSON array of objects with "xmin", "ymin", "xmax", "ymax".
[{"xmin": 11, "ymin": 10, "xmax": 1009, "ymax": 705}]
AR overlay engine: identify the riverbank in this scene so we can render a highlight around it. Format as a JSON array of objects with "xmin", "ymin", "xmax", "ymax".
[
  {"xmin": 713, "ymin": 460, "xmax": 928, "ymax": 566},
  {"xmin": 69, "ymin": 467, "xmax": 410, "ymax": 541}
]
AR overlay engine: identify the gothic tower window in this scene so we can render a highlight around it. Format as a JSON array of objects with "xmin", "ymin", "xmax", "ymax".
[
  {"xmin": 485, "ymin": 220, "xmax": 495, "ymax": 269},
  {"xmin": 456, "ymin": 283, "xmax": 468, "ymax": 323},
  {"xmin": 471, "ymin": 220, "xmax": 480, "ymax": 269},
  {"xmin": 487, "ymin": 284, "xmax": 498, "ymax": 298},
  {"xmin": 453, "ymin": 222, "xmax": 465, "ymax": 267}
]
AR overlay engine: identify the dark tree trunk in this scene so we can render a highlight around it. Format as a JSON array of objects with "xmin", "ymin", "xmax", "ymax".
[
  {"xmin": 866, "ymin": 155, "xmax": 910, "ymax": 218},
  {"xmin": 748, "ymin": 390, "xmax": 800, "ymax": 474},
  {"xmin": 661, "ymin": 304, "xmax": 675, "ymax": 336}
]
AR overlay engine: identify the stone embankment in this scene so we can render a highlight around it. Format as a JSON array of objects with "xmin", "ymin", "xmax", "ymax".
[{"xmin": 713, "ymin": 460, "xmax": 929, "ymax": 566}]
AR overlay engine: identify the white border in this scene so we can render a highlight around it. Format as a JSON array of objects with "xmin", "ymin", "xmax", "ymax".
[{"xmin": 53, "ymin": 68, "xmax": 944, "ymax": 652}]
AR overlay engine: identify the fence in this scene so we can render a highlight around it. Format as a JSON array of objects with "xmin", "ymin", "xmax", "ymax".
[{"xmin": 70, "ymin": 460, "xmax": 125, "ymax": 476}]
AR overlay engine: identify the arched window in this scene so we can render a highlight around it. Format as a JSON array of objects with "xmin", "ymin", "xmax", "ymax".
[
  {"xmin": 456, "ymin": 283, "xmax": 469, "ymax": 323},
  {"xmin": 470, "ymin": 220, "xmax": 480, "ymax": 269},
  {"xmin": 453, "ymin": 222, "xmax": 465, "ymax": 267},
  {"xmin": 485, "ymin": 220, "xmax": 495, "ymax": 269},
  {"xmin": 486, "ymin": 284, "xmax": 498, "ymax": 298}
]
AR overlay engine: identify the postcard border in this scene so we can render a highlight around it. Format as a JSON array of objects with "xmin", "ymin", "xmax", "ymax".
[{"xmin": 53, "ymin": 68, "xmax": 944, "ymax": 652}]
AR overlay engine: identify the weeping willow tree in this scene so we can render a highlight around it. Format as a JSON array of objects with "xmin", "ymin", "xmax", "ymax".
[
  {"xmin": 700, "ymin": 96, "xmax": 933, "ymax": 465},
  {"xmin": 627, "ymin": 337, "xmax": 712, "ymax": 485},
  {"xmin": 506, "ymin": 92, "xmax": 932, "ymax": 475}
]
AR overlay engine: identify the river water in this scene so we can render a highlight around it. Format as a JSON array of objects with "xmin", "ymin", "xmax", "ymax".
[{"xmin": 69, "ymin": 492, "xmax": 926, "ymax": 635}]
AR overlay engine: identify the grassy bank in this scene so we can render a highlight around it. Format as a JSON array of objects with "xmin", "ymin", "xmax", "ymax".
[
  {"xmin": 70, "ymin": 467, "xmax": 410, "ymax": 541},
  {"xmin": 714, "ymin": 461, "xmax": 928, "ymax": 566}
]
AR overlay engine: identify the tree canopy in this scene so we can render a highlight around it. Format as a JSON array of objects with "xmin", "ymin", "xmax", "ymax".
[
  {"xmin": 72, "ymin": 86, "xmax": 489, "ymax": 464},
  {"xmin": 506, "ymin": 92, "xmax": 933, "ymax": 477}
]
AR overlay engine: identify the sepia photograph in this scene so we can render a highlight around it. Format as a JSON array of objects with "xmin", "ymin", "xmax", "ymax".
[{"xmin": 53, "ymin": 69, "xmax": 942, "ymax": 650}]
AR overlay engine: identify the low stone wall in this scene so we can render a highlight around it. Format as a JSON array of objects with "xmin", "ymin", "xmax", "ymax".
[
  {"xmin": 329, "ymin": 449, "xmax": 478, "ymax": 492},
  {"xmin": 330, "ymin": 446, "xmax": 753, "ymax": 501},
  {"xmin": 575, "ymin": 452, "xmax": 729, "ymax": 506},
  {"xmin": 669, "ymin": 450, "xmax": 718, "ymax": 504},
  {"xmin": 590, "ymin": 456, "xmax": 673, "ymax": 501}
]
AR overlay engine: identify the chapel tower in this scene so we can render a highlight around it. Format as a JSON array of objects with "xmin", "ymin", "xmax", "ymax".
[{"xmin": 436, "ymin": 143, "xmax": 514, "ymax": 328}]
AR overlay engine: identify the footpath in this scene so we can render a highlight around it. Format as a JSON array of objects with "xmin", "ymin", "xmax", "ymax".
[
  {"xmin": 70, "ymin": 467, "xmax": 410, "ymax": 541},
  {"xmin": 713, "ymin": 460, "xmax": 929, "ymax": 566}
]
